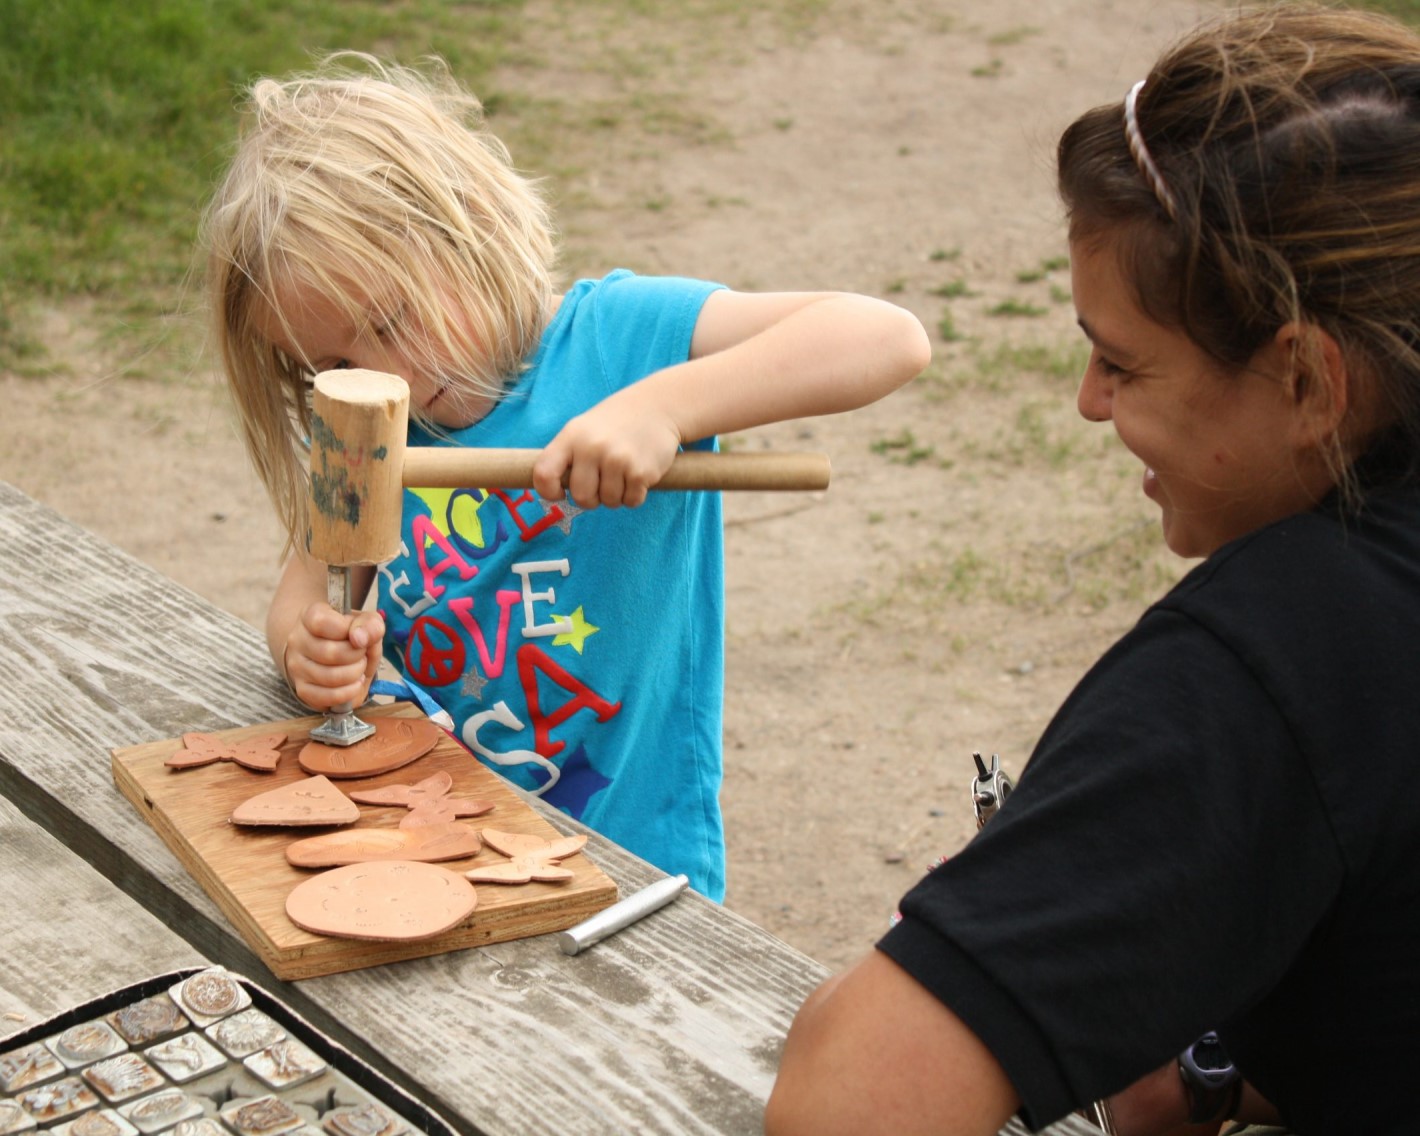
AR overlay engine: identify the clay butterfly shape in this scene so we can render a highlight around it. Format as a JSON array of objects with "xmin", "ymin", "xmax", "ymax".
[
  {"xmin": 464, "ymin": 829, "xmax": 587, "ymax": 884},
  {"xmin": 166, "ymin": 732, "xmax": 287, "ymax": 773},
  {"xmin": 348, "ymin": 770, "xmax": 495, "ymax": 828}
]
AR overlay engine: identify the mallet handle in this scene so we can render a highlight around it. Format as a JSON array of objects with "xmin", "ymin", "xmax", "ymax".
[{"xmin": 402, "ymin": 447, "xmax": 831, "ymax": 492}]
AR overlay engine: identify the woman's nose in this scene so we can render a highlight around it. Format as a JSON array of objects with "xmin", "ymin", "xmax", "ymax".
[{"xmin": 1076, "ymin": 364, "xmax": 1113, "ymax": 423}]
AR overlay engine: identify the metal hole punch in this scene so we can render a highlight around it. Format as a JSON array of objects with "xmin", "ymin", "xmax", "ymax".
[{"xmin": 970, "ymin": 751, "xmax": 1013, "ymax": 830}]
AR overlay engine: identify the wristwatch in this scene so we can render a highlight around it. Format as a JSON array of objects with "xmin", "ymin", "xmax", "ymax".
[{"xmin": 1178, "ymin": 1031, "xmax": 1242, "ymax": 1124}]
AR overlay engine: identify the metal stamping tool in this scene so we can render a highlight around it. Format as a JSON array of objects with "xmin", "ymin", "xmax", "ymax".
[
  {"xmin": 306, "ymin": 567, "xmax": 376, "ymax": 747},
  {"xmin": 557, "ymin": 874, "xmax": 690, "ymax": 955}
]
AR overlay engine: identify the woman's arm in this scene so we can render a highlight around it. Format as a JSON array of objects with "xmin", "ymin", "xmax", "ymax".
[
  {"xmin": 766, "ymin": 949, "xmax": 1019, "ymax": 1136},
  {"xmin": 533, "ymin": 290, "xmax": 931, "ymax": 507}
]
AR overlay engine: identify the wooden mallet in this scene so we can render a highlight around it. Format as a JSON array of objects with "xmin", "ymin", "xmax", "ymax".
[{"xmin": 306, "ymin": 368, "xmax": 831, "ymax": 744}]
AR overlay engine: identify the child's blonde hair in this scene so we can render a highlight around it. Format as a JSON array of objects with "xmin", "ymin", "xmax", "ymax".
[{"xmin": 201, "ymin": 53, "xmax": 557, "ymax": 547}]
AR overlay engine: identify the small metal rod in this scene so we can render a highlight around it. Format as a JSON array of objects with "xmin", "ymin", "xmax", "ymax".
[{"xmin": 557, "ymin": 874, "xmax": 690, "ymax": 955}]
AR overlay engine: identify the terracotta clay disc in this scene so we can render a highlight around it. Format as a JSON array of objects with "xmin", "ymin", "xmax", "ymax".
[
  {"xmin": 297, "ymin": 718, "xmax": 441, "ymax": 779},
  {"xmin": 230, "ymin": 775, "xmax": 360, "ymax": 827},
  {"xmin": 284, "ymin": 822, "xmax": 482, "ymax": 868},
  {"xmin": 285, "ymin": 861, "xmax": 477, "ymax": 941}
]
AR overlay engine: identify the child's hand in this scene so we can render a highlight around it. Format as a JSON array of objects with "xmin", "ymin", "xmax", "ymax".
[
  {"xmin": 282, "ymin": 604, "xmax": 385, "ymax": 711},
  {"xmin": 533, "ymin": 391, "xmax": 682, "ymax": 508}
]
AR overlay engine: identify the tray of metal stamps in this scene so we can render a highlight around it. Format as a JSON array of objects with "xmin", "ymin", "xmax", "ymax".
[{"xmin": 0, "ymin": 967, "xmax": 456, "ymax": 1136}]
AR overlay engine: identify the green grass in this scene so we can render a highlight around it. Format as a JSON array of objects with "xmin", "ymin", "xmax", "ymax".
[{"xmin": 0, "ymin": 0, "xmax": 527, "ymax": 364}]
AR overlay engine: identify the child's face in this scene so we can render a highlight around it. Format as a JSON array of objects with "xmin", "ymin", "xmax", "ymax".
[
  {"xmin": 1070, "ymin": 236, "xmax": 1332, "ymax": 559},
  {"xmin": 256, "ymin": 280, "xmax": 489, "ymax": 429}
]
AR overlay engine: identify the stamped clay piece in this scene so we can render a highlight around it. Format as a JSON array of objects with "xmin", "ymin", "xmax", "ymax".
[
  {"xmin": 166, "ymin": 733, "xmax": 287, "ymax": 773},
  {"xmin": 1, "ymin": 1041, "xmax": 64, "ymax": 1092},
  {"xmin": 464, "ymin": 829, "xmax": 587, "ymax": 884},
  {"xmin": 0, "ymin": 1101, "xmax": 33, "ymax": 1136},
  {"xmin": 219, "ymin": 1095, "xmax": 304, "ymax": 1136},
  {"xmin": 169, "ymin": 970, "xmax": 250, "ymax": 1027},
  {"xmin": 297, "ymin": 718, "xmax": 441, "ymax": 779},
  {"xmin": 81, "ymin": 1053, "xmax": 164, "ymax": 1103},
  {"xmin": 242, "ymin": 1038, "xmax": 326, "ymax": 1091},
  {"xmin": 105, "ymin": 996, "xmax": 188, "ymax": 1046},
  {"xmin": 321, "ymin": 1103, "xmax": 407, "ymax": 1136},
  {"xmin": 285, "ymin": 861, "xmax": 477, "ymax": 942},
  {"xmin": 61, "ymin": 1108, "xmax": 139, "ymax": 1136},
  {"xmin": 348, "ymin": 771, "xmax": 494, "ymax": 828},
  {"xmin": 284, "ymin": 822, "xmax": 481, "ymax": 868},
  {"xmin": 230, "ymin": 775, "xmax": 361, "ymax": 827}
]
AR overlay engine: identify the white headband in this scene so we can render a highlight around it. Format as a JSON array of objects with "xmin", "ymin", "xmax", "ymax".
[{"xmin": 1124, "ymin": 79, "xmax": 1178, "ymax": 220}]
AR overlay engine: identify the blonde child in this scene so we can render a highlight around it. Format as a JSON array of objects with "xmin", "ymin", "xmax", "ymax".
[{"xmin": 201, "ymin": 55, "xmax": 931, "ymax": 902}]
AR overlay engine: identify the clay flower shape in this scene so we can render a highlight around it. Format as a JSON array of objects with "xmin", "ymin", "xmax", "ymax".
[
  {"xmin": 348, "ymin": 770, "xmax": 494, "ymax": 828},
  {"xmin": 166, "ymin": 732, "xmax": 287, "ymax": 773},
  {"xmin": 464, "ymin": 829, "xmax": 587, "ymax": 884}
]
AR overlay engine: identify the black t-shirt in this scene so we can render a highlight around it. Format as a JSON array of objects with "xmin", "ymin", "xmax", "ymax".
[{"xmin": 879, "ymin": 487, "xmax": 1420, "ymax": 1135}]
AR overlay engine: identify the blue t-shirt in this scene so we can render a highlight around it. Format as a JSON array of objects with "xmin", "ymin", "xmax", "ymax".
[{"xmin": 375, "ymin": 271, "xmax": 728, "ymax": 899}]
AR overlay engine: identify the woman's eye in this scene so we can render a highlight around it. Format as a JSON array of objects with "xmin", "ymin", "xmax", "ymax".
[{"xmin": 1095, "ymin": 355, "xmax": 1128, "ymax": 379}]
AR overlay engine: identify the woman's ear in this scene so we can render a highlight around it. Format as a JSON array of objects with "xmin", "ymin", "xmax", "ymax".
[{"xmin": 1272, "ymin": 321, "xmax": 1349, "ymax": 449}]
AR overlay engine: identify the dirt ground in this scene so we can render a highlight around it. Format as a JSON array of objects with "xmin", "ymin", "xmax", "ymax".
[{"xmin": 1, "ymin": 0, "xmax": 1213, "ymax": 971}]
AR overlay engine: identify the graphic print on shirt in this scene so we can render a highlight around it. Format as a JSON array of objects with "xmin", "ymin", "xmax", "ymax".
[{"xmin": 377, "ymin": 484, "xmax": 621, "ymax": 819}]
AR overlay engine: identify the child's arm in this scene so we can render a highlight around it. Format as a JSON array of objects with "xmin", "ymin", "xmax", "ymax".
[
  {"xmin": 267, "ymin": 550, "xmax": 383, "ymax": 711},
  {"xmin": 533, "ymin": 290, "xmax": 931, "ymax": 507}
]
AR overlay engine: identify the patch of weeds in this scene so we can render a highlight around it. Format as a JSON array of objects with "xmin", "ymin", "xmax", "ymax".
[
  {"xmin": 937, "ymin": 309, "xmax": 966, "ymax": 343},
  {"xmin": 1050, "ymin": 284, "xmax": 1072, "ymax": 305},
  {"xmin": 974, "ymin": 339, "xmax": 1088, "ymax": 383},
  {"xmin": 1015, "ymin": 269, "xmax": 1045, "ymax": 284},
  {"xmin": 773, "ymin": 117, "xmax": 794, "ymax": 131},
  {"xmin": 986, "ymin": 25, "xmax": 1042, "ymax": 46},
  {"xmin": 867, "ymin": 511, "xmax": 885, "ymax": 524},
  {"xmin": 0, "ymin": 296, "xmax": 50, "ymax": 375},
  {"xmin": 1010, "ymin": 402, "xmax": 1079, "ymax": 469},
  {"xmin": 928, "ymin": 247, "xmax": 962, "ymax": 263},
  {"xmin": 1041, "ymin": 255, "xmax": 1069, "ymax": 271},
  {"xmin": 971, "ymin": 59, "xmax": 1004, "ymax": 78},
  {"xmin": 870, "ymin": 428, "xmax": 936, "ymax": 466},
  {"xmin": 929, "ymin": 280, "xmax": 973, "ymax": 299},
  {"xmin": 643, "ymin": 196, "xmax": 670, "ymax": 212},
  {"xmin": 1044, "ymin": 517, "xmax": 1181, "ymax": 611},
  {"xmin": 987, "ymin": 298, "xmax": 1048, "ymax": 318},
  {"xmin": 884, "ymin": 278, "xmax": 907, "ymax": 294}
]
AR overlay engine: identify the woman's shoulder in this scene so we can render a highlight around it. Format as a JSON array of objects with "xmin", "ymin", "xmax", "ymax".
[{"xmin": 1163, "ymin": 483, "xmax": 1420, "ymax": 612}]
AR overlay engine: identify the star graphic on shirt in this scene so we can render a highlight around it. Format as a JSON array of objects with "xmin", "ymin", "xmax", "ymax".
[
  {"xmin": 552, "ymin": 606, "xmax": 599, "ymax": 654},
  {"xmin": 550, "ymin": 499, "xmax": 585, "ymax": 535},
  {"xmin": 460, "ymin": 670, "xmax": 489, "ymax": 700}
]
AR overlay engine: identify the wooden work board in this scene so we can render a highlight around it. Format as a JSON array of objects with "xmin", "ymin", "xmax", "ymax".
[{"xmin": 111, "ymin": 702, "xmax": 619, "ymax": 980}]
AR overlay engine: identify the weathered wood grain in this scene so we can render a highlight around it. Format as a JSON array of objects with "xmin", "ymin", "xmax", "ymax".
[
  {"xmin": 0, "ymin": 795, "xmax": 210, "ymax": 1045},
  {"xmin": 0, "ymin": 482, "xmax": 1096, "ymax": 1136}
]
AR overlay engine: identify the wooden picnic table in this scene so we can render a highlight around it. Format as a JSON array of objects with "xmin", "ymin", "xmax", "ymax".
[{"xmin": 0, "ymin": 480, "xmax": 1098, "ymax": 1136}]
